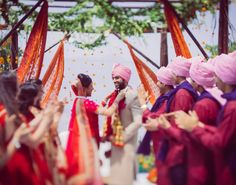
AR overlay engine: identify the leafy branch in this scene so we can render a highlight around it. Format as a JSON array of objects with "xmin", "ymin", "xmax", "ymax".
[{"xmin": 2, "ymin": 0, "xmax": 219, "ymax": 48}]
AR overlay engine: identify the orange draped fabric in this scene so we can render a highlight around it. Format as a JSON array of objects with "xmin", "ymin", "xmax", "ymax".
[
  {"xmin": 41, "ymin": 41, "xmax": 64, "ymax": 107},
  {"xmin": 161, "ymin": 0, "xmax": 192, "ymax": 58},
  {"xmin": 66, "ymin": 99, "xmax": 102, "ymax": 185},
  {"xmin": 17, "ymin": 1, "xmax": 48, "ymax": 83},
  {"xmin": 125, "ymin": 41, "xmax": 159, "ymax": 104}
]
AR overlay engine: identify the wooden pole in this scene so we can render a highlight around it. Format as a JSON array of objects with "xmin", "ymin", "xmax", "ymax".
[
  {"xmin": 44, "ymin": 34, "xmax": 70, "ymax": 53},
  {"xmin": 10, "ymin": 30, "xmax": 18, "ymax": 69},
  {"xmin": 218, "ymin": 0, "xmax": 228, "ymax": 54},
  {"xmin": 160, "ymin": 30, "xmax": 168, "ymax": 66},
  {"xmin": 0, "ymin": 0, "xmax": 45, "ymax": 47},
  {"xmin": 10, "ymin": 0, "xmax": 19, "ymax": 69},
  {"xmin": 113, "ymin": 33, "xmax": 160, "ymax": 69}
]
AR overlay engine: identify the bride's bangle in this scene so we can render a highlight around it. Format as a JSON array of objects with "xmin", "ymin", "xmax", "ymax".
[{"xmin": 13, "ymin": 138, "xmax": 21, "ymax": 149}]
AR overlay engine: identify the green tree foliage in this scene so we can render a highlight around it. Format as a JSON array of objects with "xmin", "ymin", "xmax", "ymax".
[
  {"xmin": 2, "ymin": 0, "xmax": 219, "ymax": 48},
  {"xmin": 205, "ymin": 42, "xmax": 236, "ymax": 57}
]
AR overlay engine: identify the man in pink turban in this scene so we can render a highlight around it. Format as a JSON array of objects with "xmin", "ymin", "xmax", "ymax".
[
  {"xmin": 147, "ymin": 56, "xmax": 198, "ymax": 185},
  {"xmin": 152, "ymin": 59, "xmax": 220, "ymax": 185},
  {"xmin": 104, "ymin": 63, "xmax": 142, "ymax": 185},
  {"xmin": 112, "ymin": 63, "xmax": 131, "ymax": 84},
  {"xmin": 138, "ymin": 66, "xmax": 176, "ymax": 185},
  {"xmin": 167, "ymin": 61, "xmax": 221, "ymax": 185},
  {"xmin": 171, "ymin": 53, "xmax": 236, "ymax": 185}
]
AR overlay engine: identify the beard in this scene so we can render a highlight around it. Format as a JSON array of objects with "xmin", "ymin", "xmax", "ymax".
[{"xmin": 114, "ymin": 80, "xmax": 126, "ymax": 91}]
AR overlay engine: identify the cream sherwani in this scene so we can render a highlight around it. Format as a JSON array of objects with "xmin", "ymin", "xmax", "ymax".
[{"xmin": 107, "ymin": 87, "xmax": 142, "ymax": 185}]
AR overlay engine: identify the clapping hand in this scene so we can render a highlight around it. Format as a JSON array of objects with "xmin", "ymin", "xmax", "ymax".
[
  {"xmin": 137, "ymin": 84, "xmax": 149, "ymax": 106},
  {"xmin": 157, "ymin": 115, "xmax": 171, "ymax": 129},
  {"xmin": 174, "ymin": 111, "xmax": 200, "ymax": 132},
  {"xmin": 144, "ymin": 118, "xmax": 159, "ymax": 131},
  {"xmin": 115, "ymin": 88, "xmax": 127, "ymax": 102}
]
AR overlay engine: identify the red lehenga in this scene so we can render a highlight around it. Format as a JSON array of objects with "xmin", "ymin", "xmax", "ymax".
[{"xmin": 66, "ymin": 98, "xmax": 102, "ymax": 185}]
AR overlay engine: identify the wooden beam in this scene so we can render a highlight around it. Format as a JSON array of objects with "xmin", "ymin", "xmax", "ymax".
[
  {"xmin": 160, "ymin": 31, "xmax": 168, "ymax": 67},
  {"xmin": 113, "ymin": 32, "xmax": 160, "ymax": 69},
  {"xmin": 0, "ymin": 0, "xmax": 45, "ymax": 47},
  {"xmin": 10, "ymin": 30, "xmax": 18, "ymax": 69}
]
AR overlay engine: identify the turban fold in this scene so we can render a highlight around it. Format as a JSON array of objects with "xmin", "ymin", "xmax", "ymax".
[
  {"xmin": 228, "ymin": 50, "xmax": 236, "ymax": 58},
  {"xmin": 156, "ymin": 67, "xmax": 176, "ymax": 86},
  {"xmin": 213, "ymin": 54, "xmax": 236, "ymax": 85},
  {"xmin": 190, "ymin": 62, "xmax": 215, "ymax": 88},
  {"xmin": 189, "ymin": 56, "xmax": 204, "ymax": 63},
  {"xmin": 168, "ymin": 56, "xmax": 191, "ymax": 77},
  {"xmin": 112, "ymin": 63, "xmax": 131, "ymax": 82}
]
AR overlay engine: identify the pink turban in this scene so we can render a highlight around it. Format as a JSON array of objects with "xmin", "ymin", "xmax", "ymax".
[
  {"xmin": 213, "ymin": 54, "xmax": 236, "ymax": 85},
  {"xmin": 189, "ymin": 56, "xmax": 205, "ymax": 63},
  {"xmin": 190, "ymin": 62, "xmax": 215, "ymax": 88},
  {"xmin": 168, "ymin": 56, "xmax": 192, "ymax": 77},
  {"xmin": 228, "ymin": 50, "xmax": 236, "ymax": 58},
  {"xmin": 156, "ymin": 67, "xmax": 176, "ymax": 86},
  {"xmin": 112, "ymin": 63, "xmax": 131, "ymax": 82}
]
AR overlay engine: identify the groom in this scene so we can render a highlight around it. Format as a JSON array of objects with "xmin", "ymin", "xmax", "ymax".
[{"xmin": 104, "ymin": 63, "xmax": 142, "ymax": 185}]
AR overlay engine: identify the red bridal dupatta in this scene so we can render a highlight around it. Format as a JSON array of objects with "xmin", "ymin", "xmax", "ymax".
[{"xmin": 66, "ymin": 98, "xmax": 102, "ymax": 185}]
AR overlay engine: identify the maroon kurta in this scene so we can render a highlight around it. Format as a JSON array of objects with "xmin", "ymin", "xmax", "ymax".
[
  {"xmin": 143, "ymin": 101, "xmax": 167, "ymax": 155},
  {"xmin": 167, "ymin": 96, "xmax": 220, "ymax": 185},
  {"xmin": 192, "ymin": 100, "xmax": 236, "ymax": 185},
  {"xmin": 166, "ymin": 89, "xmax": 195, "ymax": 167},
  {"xmin": 143, "ymin": 100, "xmax": 171, "ymax": 185},
  {"xmin": 164, "ymin": 88, "xmax": 196, "ymax": 185}
]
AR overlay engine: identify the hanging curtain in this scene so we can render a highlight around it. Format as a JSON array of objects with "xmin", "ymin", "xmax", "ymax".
[
  {"xmin": 125, "ymin": 41, "xmax": 159, "ymax": 104},
  {"xmin": 41, "ymin": 41, "xmax": 64, "ymax": 107},
  {"xmin": 17, "ymin": 1, "xmax": 48, "ymax": 83},
  {"xmin": 161, "ymin": 0, "xmax": 192, "ymax": 58}
]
